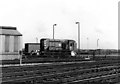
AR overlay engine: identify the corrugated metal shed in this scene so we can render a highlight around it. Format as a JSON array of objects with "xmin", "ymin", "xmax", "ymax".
[
  {"xmin": 0, "ymin": 26, "xmax": 22, "ymax": 36},
  {"xmin": 0, "ymin": 26, "xmax": 23, "ymax": 60}
]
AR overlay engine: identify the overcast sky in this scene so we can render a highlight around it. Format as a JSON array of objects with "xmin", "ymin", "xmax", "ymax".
[{"xmin": 0, "ymin": 0, "xmax": 119, "ymax": 49}]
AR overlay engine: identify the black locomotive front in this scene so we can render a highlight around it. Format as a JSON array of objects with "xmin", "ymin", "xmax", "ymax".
[{"xmin": 40, "ymin": 38, "xmax": 77, "ymax": 58}]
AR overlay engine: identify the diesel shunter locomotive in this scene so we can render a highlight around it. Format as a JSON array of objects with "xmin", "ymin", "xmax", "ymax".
[{"xmin": 40, "ymin": 38, "xmax": 77, "ymax": 58}]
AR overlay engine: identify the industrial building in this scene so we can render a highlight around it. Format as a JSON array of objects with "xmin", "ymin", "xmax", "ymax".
[{"xmin": 0, "ymin": 26, "xmax": 22, "ymax": 60}]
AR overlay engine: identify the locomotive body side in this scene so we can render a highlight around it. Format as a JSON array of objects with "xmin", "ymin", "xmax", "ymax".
[
  {"xmin": 24, "ymin": 43, "xmax": 40, "ymax": 55},
  {"xmin": 40, "ymin": 38, "xmax": 77, "ymax": 57}
]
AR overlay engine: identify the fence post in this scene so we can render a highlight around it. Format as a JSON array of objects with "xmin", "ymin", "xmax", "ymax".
[{"xmin": 19, "ymin": 50, "xmax": 22, "ymax": 65}]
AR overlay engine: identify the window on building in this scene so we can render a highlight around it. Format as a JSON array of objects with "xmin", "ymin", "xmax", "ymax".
[
  {"xmin": 5, "ymin": 35, "xmax": 10, "ymax": 52},
  {"xmin": 14, "ymin": 36, "xmax": 18, "ymax": 52}
]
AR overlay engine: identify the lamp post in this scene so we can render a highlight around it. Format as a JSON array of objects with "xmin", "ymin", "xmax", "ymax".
[
  {"xmin": 76, "ymin": 22, "xmax": 80, "ymax": 50},
  {"xmin": 36, "ymin": 37, "xmax": 38, "ymax": 43},
  {"xmin": 97, "ymin": 39, "xmax": 99, "ymax": 49},
  {"xmin": 53, "ymin": 24, "xmax": 57, "ymax": 39},
  {"xmin": 87, "ymin": 37, "xmax": 89, "ymax": 50}
]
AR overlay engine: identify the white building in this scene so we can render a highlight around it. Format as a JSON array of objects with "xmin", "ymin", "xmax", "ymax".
[{"xmin": 0, "ymin": 26, "xmax": 22, "ymax": 60}]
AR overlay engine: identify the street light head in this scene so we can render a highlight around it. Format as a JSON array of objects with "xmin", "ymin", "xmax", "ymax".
[
  {"xmin": 76, "ymin": 22, "xmax": 79, "ymax": 24},
  {"xmin": 54, "ymin": 24, "xmax": 57, "ymax": 26}
]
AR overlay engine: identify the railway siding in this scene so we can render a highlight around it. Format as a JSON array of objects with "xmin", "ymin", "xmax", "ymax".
[{"xmin": 1, "ymin": 60, "xmax": 120, "ymax": 84}]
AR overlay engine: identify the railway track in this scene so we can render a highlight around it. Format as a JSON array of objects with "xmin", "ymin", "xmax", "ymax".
[
  {"xmin": 2, "ymin": 65, "xmax": 120, "ymax": 84},
  {"xmin": 36, "ymin": 65, "xmax": 120, "ymax": 84},
  {"xmin": 1, "ymin": 60, "xmax": 120, "ymax": 84}
]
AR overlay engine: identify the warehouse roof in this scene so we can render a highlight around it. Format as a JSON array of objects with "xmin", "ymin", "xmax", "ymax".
[{"xmin": 0, "ymin": 26, "xmax": 22, "ymax": 36}]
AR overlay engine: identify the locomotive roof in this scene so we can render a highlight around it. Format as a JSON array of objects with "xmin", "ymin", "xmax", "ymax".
[{"xmin": 41, "ymin": 38, "xmax": 76, "ymax": 42}]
